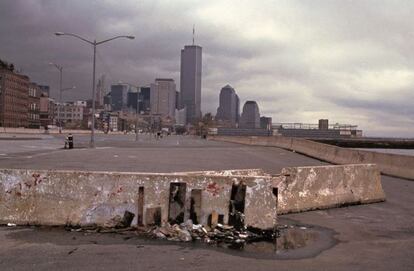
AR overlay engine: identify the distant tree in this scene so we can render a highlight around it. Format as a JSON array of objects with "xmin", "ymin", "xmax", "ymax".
[
  {"xmin": 0, "ymin": 59, "xmax": 8, "ymax": 69},
  {"xmin": 175, "ymin": 126, "xmax": 187, "ymax": 135},
  {"xmin": 0, "ymin": 59, "xmax": 15, "ymax": 71}
]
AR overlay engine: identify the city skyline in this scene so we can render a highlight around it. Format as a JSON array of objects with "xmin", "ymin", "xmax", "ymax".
[{"xmin": 0, "ymin": 1, "xmax": 413, "ymax": 137}]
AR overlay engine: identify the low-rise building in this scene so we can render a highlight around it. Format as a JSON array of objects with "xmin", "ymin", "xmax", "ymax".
[
  {"xmin": 39, "ymin": 93, "xmax": 55, "ymax": 128},
  {"xmin": 0, "ymin": 65, "xmax": 29, "ymax": 128},
  {"xmin": 54, "ymin": 102, "xmax": 84, "ymax": 128},
  {"xmin": 27, "ymin": 83, "xmax": 41, "ymax": 128}
]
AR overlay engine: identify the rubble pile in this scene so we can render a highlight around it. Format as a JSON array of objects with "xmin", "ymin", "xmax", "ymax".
[
  {"xmin": 149, "ymin": 218, "xmax": 278, "ymax": 246},
  {"xmin": 63, "ymin": 210, "xmax": 278, "ymax": 248}
]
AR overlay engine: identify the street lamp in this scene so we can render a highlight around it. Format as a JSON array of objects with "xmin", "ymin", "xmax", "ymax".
[
  {"xmin": 49, "ymin": 62, "xmax": 63, "ymax": 102},
  {"xmin": 54, "ymin": 32, "xmax": 135, "ymax": 147},
  {"xmin": 49, "ymin": 62, "xmax": 76, "ymax": 132}
]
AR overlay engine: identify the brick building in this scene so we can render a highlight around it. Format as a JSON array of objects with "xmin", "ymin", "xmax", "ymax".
[
  {"xmin": 54, "ymin": 102, "xmax": 84, "ymax": 128},
  {"xmin": 0, "ymin": 67, "xmax": 29, "ymax": 127},
  {"xmin": 28, "ymin": 83, "xmax": 41, "ymax": 128},
  {"xmin": 39, "ymin": 93, "xmax": 55, "ymax": 128}
]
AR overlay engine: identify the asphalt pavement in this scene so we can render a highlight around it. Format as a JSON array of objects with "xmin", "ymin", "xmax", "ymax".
[{"xmin": 0, "ymin": 134, "xmax": 413, "ymax": 270}]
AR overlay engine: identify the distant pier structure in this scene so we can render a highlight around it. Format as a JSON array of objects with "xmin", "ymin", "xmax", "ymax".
[{"xmin": 273, "ymin": 119, "xmax": 362, "ymax": 139}]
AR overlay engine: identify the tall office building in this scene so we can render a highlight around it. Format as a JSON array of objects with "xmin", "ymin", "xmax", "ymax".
[
  {"xmin": 110, "ymin": 84, "xmax": 129, "ymax": 112},
  {"xmin": 239, "ymin": 101, "xmax": 261, "ymax": 129},
  {"xmin": 150, "ymin": 78, "xmax": 176, "ymax": 119},
  {"xmin": 127, "ymin": 91, "xmax": 138, "ymax": 112},
  {"xmin": 215, "ymin": 84, "xmax": 239, "ymax": 126},
  {"xmin": 96, "ymin": 75, "xmax": 106, "ymax": 107},
  {"xmin": 180, "ymin": 44, "xmax": 202, "ymax": 124},
  {"xmin": 139, "ymin": 87, "xmax": 151, "ymax": 114}
]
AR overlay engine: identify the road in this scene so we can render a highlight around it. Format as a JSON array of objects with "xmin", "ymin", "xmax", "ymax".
[
  {"xmin": 0, "ymin": 134, "xmax": 327, "ymax": 173},
  {"xmin": 0, "ymin": 134, "xmax": 413, "ymax": 270}
]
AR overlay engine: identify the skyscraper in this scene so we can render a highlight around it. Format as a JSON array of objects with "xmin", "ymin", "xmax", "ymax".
[
  {"xmin": 240, "ymin": 101, "xmax": 261, "ymax": 129},
  {"xmin": 215, "ymin": 84, "xmax": 239, "ymax": 126},
  {"xmin": 150, "ymin": 78, "xmax": 176, "ymax": 119},
  {"xmin": 96, "ymin": 75, "xmax": 106, "ymax": 107},
  {"xmin": 180, "ymin": 44, "xmax": 202, "ymax": 124},
  {"xmin": 139, "ymin": 87, "xmax": 151, "ymax": 114},
  {"xmin": 110, "ymin": 83, "xmax": 129, "ymax": 112}
]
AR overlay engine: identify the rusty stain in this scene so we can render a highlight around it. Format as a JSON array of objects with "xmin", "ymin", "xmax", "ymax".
[{"xmin": 206, "ymin": 182, "xmax": 221, "ymax": 196}]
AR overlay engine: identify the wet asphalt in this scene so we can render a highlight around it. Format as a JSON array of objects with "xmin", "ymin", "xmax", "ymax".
[{"xmin": 0, "ymin": 134, "xmax": 413, "ymax": 270}]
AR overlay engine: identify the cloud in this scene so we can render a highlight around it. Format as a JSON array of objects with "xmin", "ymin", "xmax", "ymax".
[{"xmin": 0, "ymin": 0, "xmax": 413, "ymax": 137}]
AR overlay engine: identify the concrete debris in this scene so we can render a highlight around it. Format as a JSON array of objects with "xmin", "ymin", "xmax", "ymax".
[
  {"xmin": 103, "ymin": 211, "xmax": 135, "ymax": 228},
  {"xmin": 65, "ymin": 211, "xmax": 136, "ymax": 233},
  {"xmin": 149, "ymin": 219, "xmax": 277, "ymax": 246},
  {"xmin": 119, "ymin": 211, "xmax": 135, "ymax": 228},
  {"xmin": 103, "ymin": 215, "xmax": 122, "ymax": 228}
]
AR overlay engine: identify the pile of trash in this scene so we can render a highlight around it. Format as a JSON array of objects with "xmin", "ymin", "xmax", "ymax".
[
  {"xmin": 62, "ymin": 210, "xmax": 278, "ymax": 248},
  {"xmin": 149, "ymin": 219, "xmax": 277, "ymax": 246}
]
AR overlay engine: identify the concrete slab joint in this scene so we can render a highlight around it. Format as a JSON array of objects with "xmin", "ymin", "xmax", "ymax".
[{"xmin": 0, "ymin": 165, "xmax": 385, "ymax": 229}]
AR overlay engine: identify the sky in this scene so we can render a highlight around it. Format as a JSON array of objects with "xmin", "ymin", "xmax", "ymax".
[{"xmin": 0, "ymin": 0, "xmax": 413, "ymax": 137}]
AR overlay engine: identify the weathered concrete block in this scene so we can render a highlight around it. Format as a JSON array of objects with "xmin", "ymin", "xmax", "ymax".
[
  {"xmin": 0, "ymin": 164, "xmax": 385, "ymax": 229},
  {"xmin": 211, "ymin": 135, "xmax": 414, "ymax": 180},
  {"xmin": 0, "ymin": 169, "xmax": 277, "ymax": 229},
  {"xmin": 274, "ymin": 164, "xmax": 385, "ymax": 214}
]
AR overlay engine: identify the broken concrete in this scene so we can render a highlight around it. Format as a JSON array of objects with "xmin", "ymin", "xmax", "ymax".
[
  {"xmin": 0, "ymin": 169, "xmax": 277, "ymax": 229},
  {"xmin": 0, "ymin": 164, "xmax": 385, "ymax": 230},
  {"xmin": 274, "ymin": 164, "xmax": 385, "ymax": 214}
]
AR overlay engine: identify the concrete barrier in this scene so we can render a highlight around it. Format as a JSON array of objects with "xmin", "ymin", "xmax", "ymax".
[
  {"xmin": 211, "ymin": 136, "xmax": 414, "ymax": 180},
  {"xmin": 274, "ymin": 164, "xmax": 385, "ymax": 214},
  {"xmin": 0, "ymin": 169, "xmax": 277, "ymax": 229},
  {"xmin": 0, "ymin": 127, "xmax": 127, "ymax": 135},
  {"xmin": 0, "ymin": 164, "xmax": 385, "ymax": 227}
]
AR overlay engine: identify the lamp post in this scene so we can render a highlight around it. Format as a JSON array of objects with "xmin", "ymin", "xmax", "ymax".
[
  {"xmin": 49, "ymin": 63, "xmax": 63, "ymax": 131},
  {"xmin": 54, "ymin": 32, "xmax": 135, "ymax": 147},
  {"xmin": 49, "ymin": 63, "xmax": 76, "ymax": 132},
  {"xmin": 61, "ymin": 86, "xmax": 76, "ymax": 100},
  {"xmin": 49, "ymin": 63, "xmax": 63, "ymax": 102}
]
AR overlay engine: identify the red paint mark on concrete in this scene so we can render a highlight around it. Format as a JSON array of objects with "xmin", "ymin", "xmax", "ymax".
[
  {"xmin": 15, "ymin": 192, "xmax": 22, "ymax": 197},
  {"xmin": 206, "ymin": 182, "xmax": 220, "ymax": 196},
  {"xmin": 32, "ymin": 173, "xmax": 43, "ymax": 186}
]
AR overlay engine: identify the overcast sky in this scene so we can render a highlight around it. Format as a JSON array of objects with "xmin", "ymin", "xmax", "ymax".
[{"xmin": 1, "ymin": 0, "xmax": 413, "ymax": 137}]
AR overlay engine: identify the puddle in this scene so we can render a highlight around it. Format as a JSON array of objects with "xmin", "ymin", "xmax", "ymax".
[
  {"xmin": 210, "ymin": 220, "xmax": 338, "ymax": 259},
  {"xmin": 2, "ymin": 218, "xmax": 338, "ymax": 260}
]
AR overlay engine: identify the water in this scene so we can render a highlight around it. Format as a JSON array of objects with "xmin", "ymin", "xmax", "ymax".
[
  {"xmin": 356, "ymin": 148, "xmax": 414, "ymax": 156},
  {"xmin": 211, "ymin": 221, "xmax": 338, "ymax": 259}
]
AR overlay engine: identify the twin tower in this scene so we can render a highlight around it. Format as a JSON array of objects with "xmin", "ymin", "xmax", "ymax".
[{"xmin": 180, "ymin": 45, "xmax": 202, "ymax": 124}]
